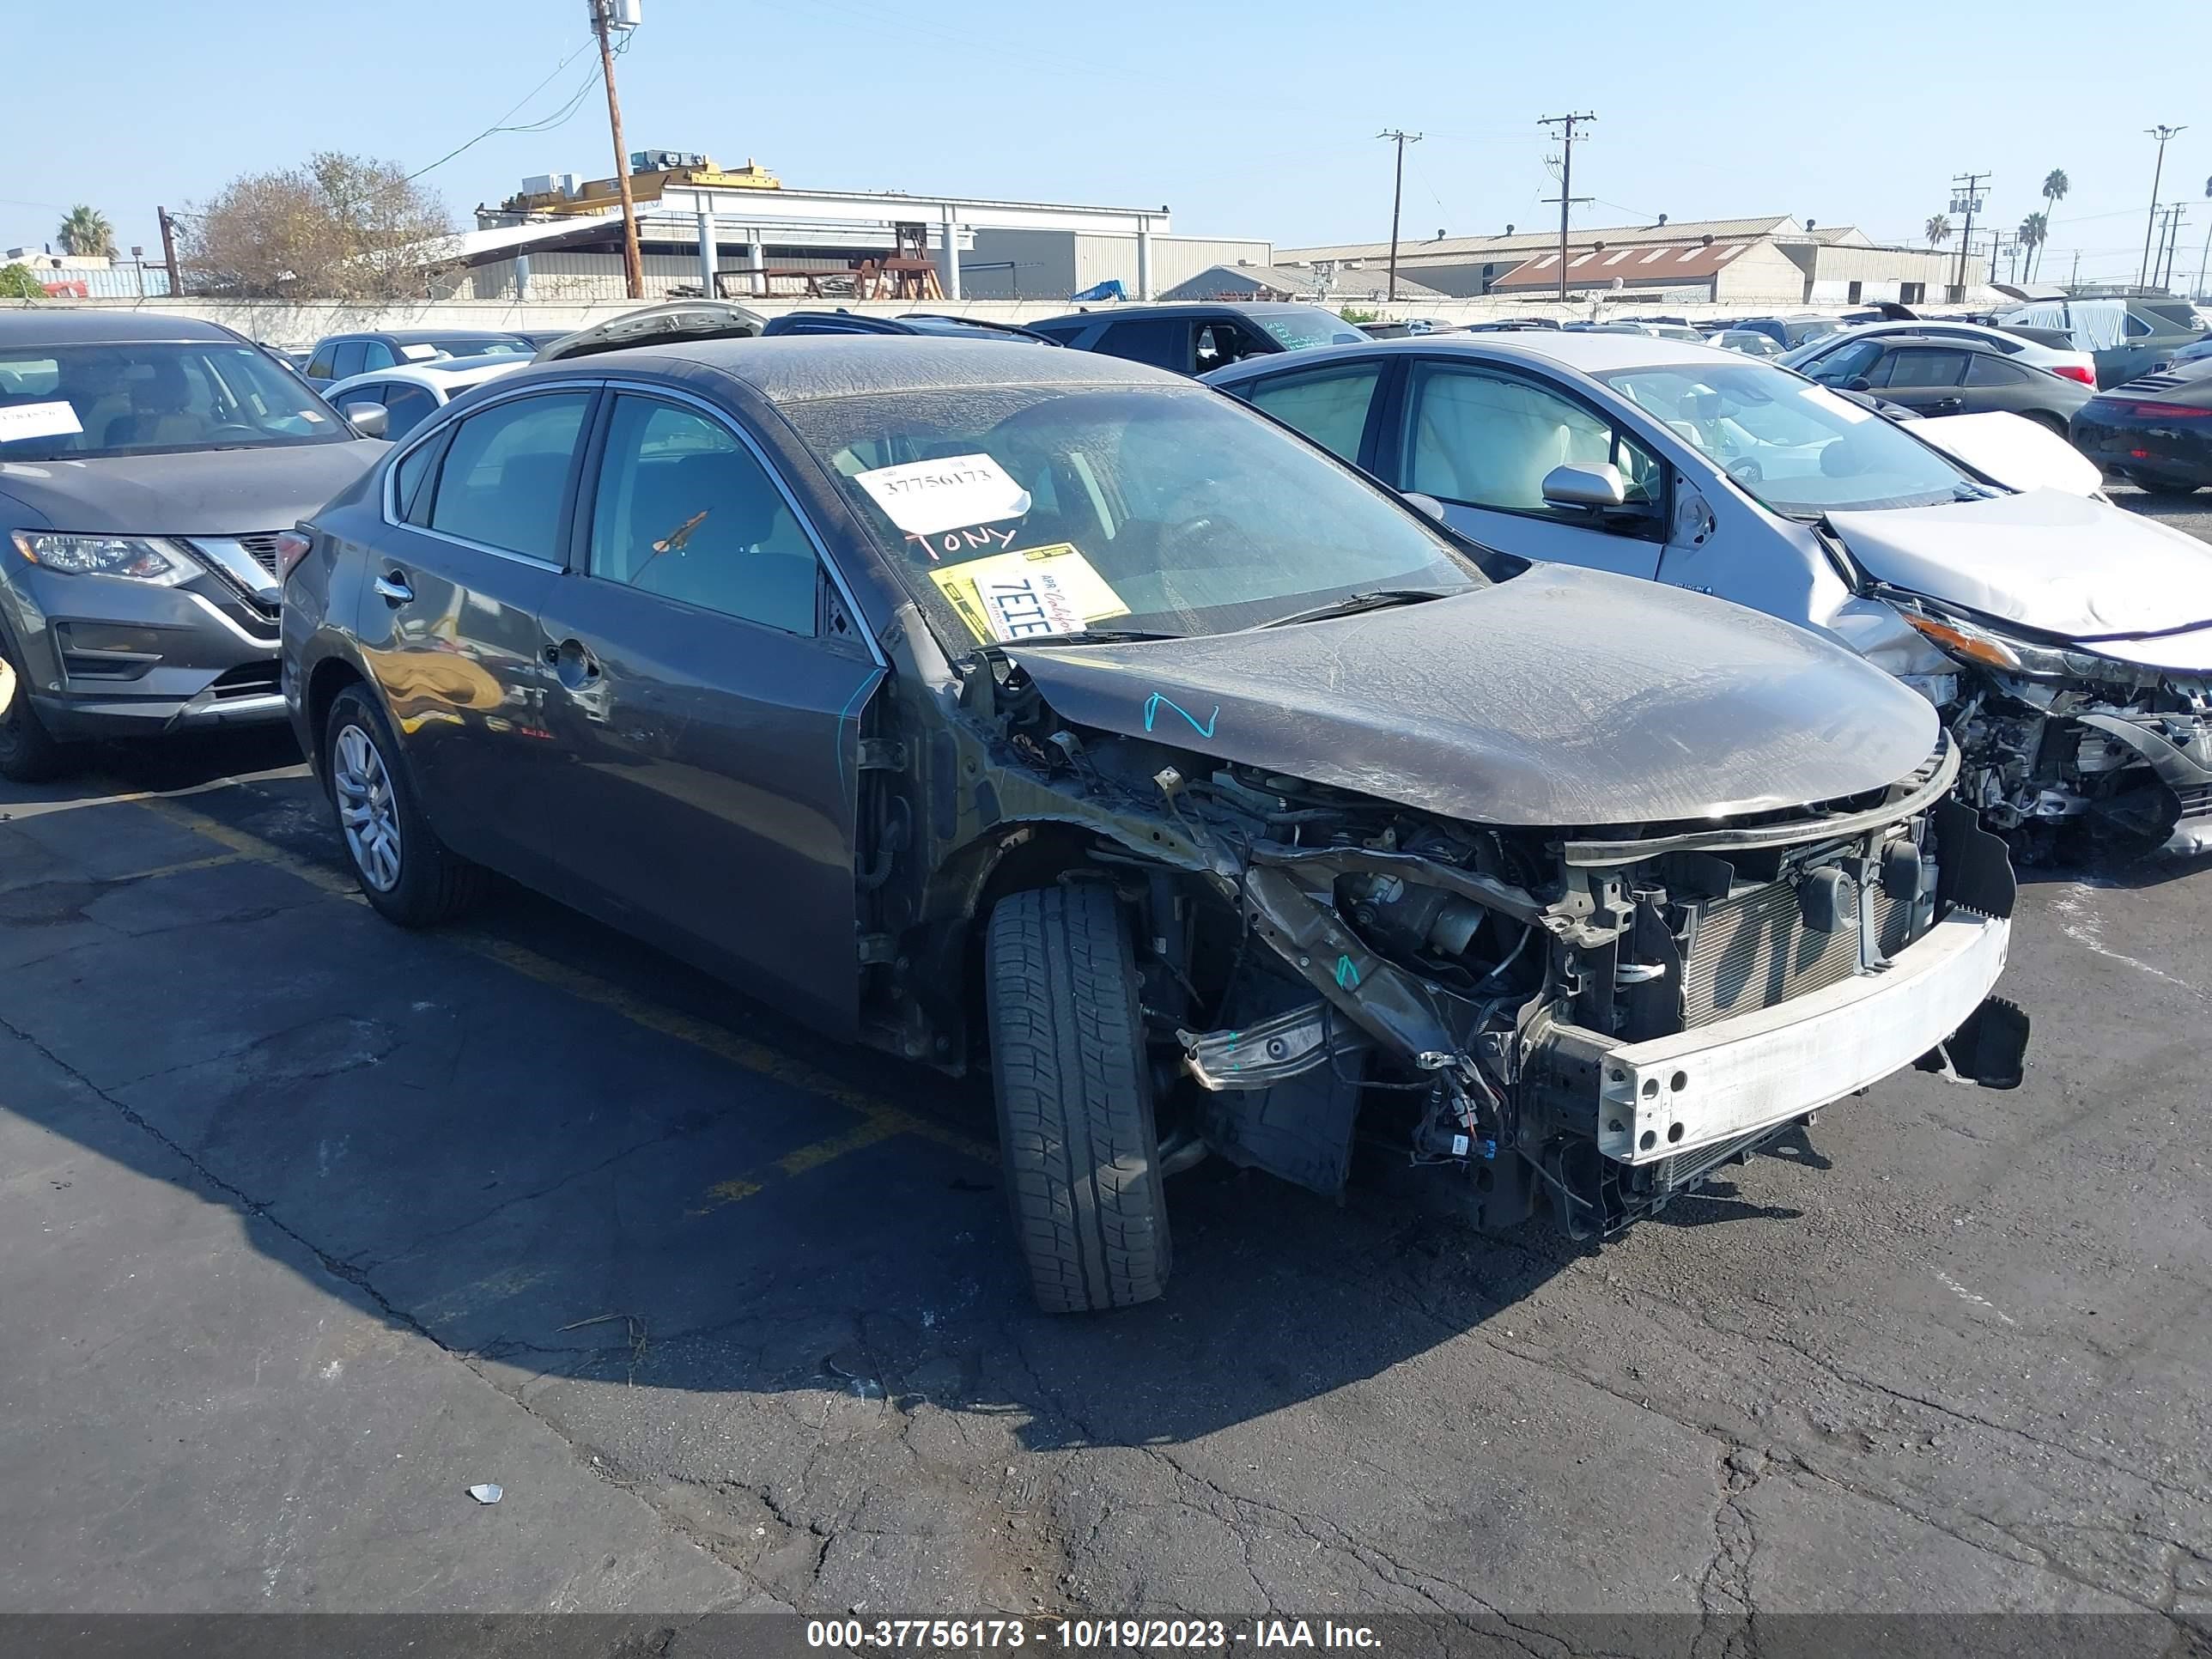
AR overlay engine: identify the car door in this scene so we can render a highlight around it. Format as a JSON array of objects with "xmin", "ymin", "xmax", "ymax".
[
  {"xmin": 1870, "ymin": 346, "xmax": 1970, "ymax": 416},
  {"xmin": 1228, "ymin": 357, "xmax": 1390, "ymax": 471},
  {"xmin": 532, "ymin": 388, "xmax": 883, "ymax": 1036},
  {"xmin": 1382, "ymin": 356, "xmax": 1670, "ymax": 579},
  {"xmin": 355, "ymin": 385, "xmax": 595, "ymax": 877}
]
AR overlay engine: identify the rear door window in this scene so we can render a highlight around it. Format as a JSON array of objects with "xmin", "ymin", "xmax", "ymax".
[
  {"xmin": 1964, "ymin": 354, "xmax": 2033, "ymax": 386},
  {"xmin": 1877, "ymin": 348, "xmax": 1968, "ymax": 389},
  {"xmin": 425, "ymin": 391, "xmax": 592, "ymax": 562},
  {"xmin": 328, "ymin": 341, "xmax": 368, "ymax": 380},
  {"xmin": 1094, "ymin": 319, "xmax": 1189, "ymax": 372},
  {"xmin": 1237, "ymin": 361, "xmax": 1387, "ymax": 463}
]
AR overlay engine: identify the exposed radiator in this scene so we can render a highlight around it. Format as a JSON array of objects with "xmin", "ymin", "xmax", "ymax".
[{"xmin": 1680, "ymin": 879, "xmax": 1908, "ymax": 1030}]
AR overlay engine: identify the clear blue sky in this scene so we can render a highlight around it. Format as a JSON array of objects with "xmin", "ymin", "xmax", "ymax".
[{"xmin": 9, "ymin": 0, "xmax": 2207, "ymax": 284}]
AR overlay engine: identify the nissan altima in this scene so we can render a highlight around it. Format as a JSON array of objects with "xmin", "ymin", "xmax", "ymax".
[{"xmin": 281, "ymin": 337, "xmax": 2024, "ymax": 1311}]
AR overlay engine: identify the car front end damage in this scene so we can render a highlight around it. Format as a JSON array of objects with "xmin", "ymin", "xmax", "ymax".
[
  {"xmin": 877, "ymin": 629, "xmax": 2026, "ymax": 1241},
  {"xmin": 1881, "ymin": 594, "xmax": 2212, "ymax": 855}
]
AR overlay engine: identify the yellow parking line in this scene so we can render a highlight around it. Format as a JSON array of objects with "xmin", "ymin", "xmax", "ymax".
[
  {"xmin": 131, "ymin": 793, "xmax": 996, "ymax": 1199},
  {"xmin": 100, "ymin": 851, "xmax": 247, "ymax": 884}
]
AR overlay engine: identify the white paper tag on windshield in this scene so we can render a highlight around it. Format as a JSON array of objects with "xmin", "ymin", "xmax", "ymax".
[
  {"xmin": 854, "ymin": 453, "xmax": 1032, "ymax": 538},
  {"xmin": 0, "ymin": 401, "xmax": 83, "ymax": 443},
  {"xmin": 398, "ymin": 343, "xmax": 444, "ymax": 362}
]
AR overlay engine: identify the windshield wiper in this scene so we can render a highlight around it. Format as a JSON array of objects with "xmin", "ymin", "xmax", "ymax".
[
  {"xmin": 1006, "ymin": 627, "xmax": 1180, "ymax": 646},
  {"xmin": 1254, "ymin": 588, "xmax": 1455, "ymax": 630}
]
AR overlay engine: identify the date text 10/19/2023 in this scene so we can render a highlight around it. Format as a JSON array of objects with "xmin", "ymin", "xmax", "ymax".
[{"xmin": 805, "ymin": 1620, "xmax": 1383, "ymax": 1651}]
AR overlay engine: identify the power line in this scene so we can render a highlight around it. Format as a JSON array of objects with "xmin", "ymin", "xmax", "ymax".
[
  {"xmin": 404, "ymin": 36, "xmax": 602, "ymax": 184},
  {"xmin": 1948, "ymin": 172, "xmax": 1990, "ymax": 295},
  {"xmin": 2141, "ymin": 125, "xmax": 2185, "ymax": 288},
  {"xmin": 1536, "ymin": 112, "xmax": 1595, "ymax": 303},
  {"xmin": 1376, "ymin": 131, "xmax": 1422, "ymax": 302}
]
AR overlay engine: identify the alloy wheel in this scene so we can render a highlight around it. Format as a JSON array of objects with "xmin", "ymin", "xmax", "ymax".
[{"xmin": 333, "ymin": 723, "xmax": 403, "ymax": 891}]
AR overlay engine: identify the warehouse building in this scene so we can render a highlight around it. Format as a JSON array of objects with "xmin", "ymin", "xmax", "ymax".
[
  {"xmin": 1156, "ymin": 262, "xmax": 1449, "ymax": 303},
  {"xmin": 443, "ymin": 155, "xmax": 1265, "ymax": 303},
  {"xmin": 1279, "ymin": 216, "xmax": 1985, "ymax": 307}
]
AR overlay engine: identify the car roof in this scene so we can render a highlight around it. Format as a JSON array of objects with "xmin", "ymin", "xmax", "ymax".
[
  {"xmin": 1028, "ymin": 301, "xmax": 1340, "ymax": 325},
  {"xmin": 0, "ymin": 309, "xmax": 242, "ymax": 346},
  {"xmin": 323, "ymin": 327, "xmax": 526, "ymax": 343},
  {"xmin": 532, "ymin": 335, "xmax": 1176, "ymax": 404},
  {"xmin": 325, "ymin": 359, "xmax": 528, "ymax": 395},
  {"xmin": 1219, "ymin": 331, "xmax": 1741, "ymax": 379}
]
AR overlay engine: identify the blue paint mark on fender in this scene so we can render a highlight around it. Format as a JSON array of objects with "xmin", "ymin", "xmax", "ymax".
[
  {"xmin": 1334, "ymin": 954, "xmax": 1360, "ymax": 988},
  {"xmin": 1143, "ymin": 693, "xmax": 1219, "ymax": 738}
]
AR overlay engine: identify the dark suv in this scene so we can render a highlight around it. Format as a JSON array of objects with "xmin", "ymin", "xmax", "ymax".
[
  {"xmin": 301, "ymin": 329, "xmax": 533, "ymax": 389},
  {"xmin": 0, "ymin": 310, "xmax": 384, "ymax": 779},
  {"xmin": 1024, "ymin": 302, "xmax": 1367, "ymax": 375}
]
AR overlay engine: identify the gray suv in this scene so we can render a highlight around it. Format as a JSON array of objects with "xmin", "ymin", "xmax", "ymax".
[{"xmin": 0, "ymin": 311, "xmax": 385, "ymax": 780}]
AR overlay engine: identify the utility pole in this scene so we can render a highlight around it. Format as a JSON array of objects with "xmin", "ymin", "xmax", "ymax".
[
  {"xmin": 2197, "ymin": 179, "xmax": 2212, "ymax": 301},
  {"xmin": 1376, "ymin": 130, "xmax": 1422, "ymax": 302},
  {"xmin": 590, "ymin": 0, "xmax": 645, "ymax": 301},
  {"xmin": 1949, "ymin": 172, "xmax": 1989, "ymax": 296},
  {"xmin": 2140, "ymin": 125, "xmax": 2185, "ymax": 289},
  {"xmin": 1538, "ymin": 112, "xmax": 1595, "ymax": 304},
  {"xmin": 2156, "ymin": 204, "xmax": 2181, "ymax": 291},
  {"xmin": 155, "ymin": 206, "xmax": 181, "ymax": 298}
]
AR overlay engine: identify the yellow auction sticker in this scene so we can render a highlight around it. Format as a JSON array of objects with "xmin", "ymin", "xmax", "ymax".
[{"xmin": 929, "ymin": 544, "xmax": 1131, "ymax": 643}]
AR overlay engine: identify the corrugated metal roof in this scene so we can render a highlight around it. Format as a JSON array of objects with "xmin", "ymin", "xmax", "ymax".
[
  {"xmin": 1279, "ymin": 215, "xmax": 1802, "ymax": 266},
  {"xmin": 1487, "ymin": 240, "xmax": 1753, "ymax": 290},
  {"xmin": 1159, "ymin": 264, "xmax": 1449, "ymax": 301}
]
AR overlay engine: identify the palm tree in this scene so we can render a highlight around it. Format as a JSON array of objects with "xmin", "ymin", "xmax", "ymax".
[
  {"xmin": 1925, "ymin": 214, "xmax": 1953, "ymax": 249},
  {"xmin": 2018, "ymin": 212, "xmax": 2048, "ymax": 284},
  {"xmin": 54, "ymin": 204, "xmax": 115, "ymax": 259},
  {"xmin": 2034, "ymin": 169, "xmax": 2069, "ymax": 280}
]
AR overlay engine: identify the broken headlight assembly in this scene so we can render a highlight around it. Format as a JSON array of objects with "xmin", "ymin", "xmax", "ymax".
[{"xmin": 1890, "ymin": 599, "xmax": 2159, "ymax": 690}]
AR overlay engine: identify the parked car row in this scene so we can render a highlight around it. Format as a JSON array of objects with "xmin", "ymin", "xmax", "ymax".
[{"xmin": 31, "ymin": 294, "xmax": 2212, "ymax": 1314}]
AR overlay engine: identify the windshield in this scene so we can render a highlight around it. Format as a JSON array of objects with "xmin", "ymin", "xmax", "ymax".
[
  {"xmin": 0, "ymin": 341, "xmax": 350, "ymax": 460},
  {"xmin": 784, "ymin": 383, "xmax": 1480, "ymax": 649},
  {"xmin": 1597, "ymin": 361, "xmax": 1980, "ymax": 515},
  {"xmin": 1250, "ymin": 308, "xmax": 1369, "ymax": 350}
]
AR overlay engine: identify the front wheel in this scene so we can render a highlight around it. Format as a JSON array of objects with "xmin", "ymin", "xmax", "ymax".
[
  {"xmin": 0, "ymin": 635, "xmax": 73, "ymax": 783},
  {"xmin": 985, "ymin": 884, "xmax": 1171, "ymax": 1313},
  {"xmin": 324, "ymin": 684, "xmax": 483, "ymax": 927}
]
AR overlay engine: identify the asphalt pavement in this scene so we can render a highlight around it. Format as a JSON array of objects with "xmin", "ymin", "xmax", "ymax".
[{"xmin": 2, "ymin": 495, "xmax": 2209, "ymax": 1642}]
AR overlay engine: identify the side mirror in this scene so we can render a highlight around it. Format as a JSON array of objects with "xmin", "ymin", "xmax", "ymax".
[
  {"xmin": 1402, "ymin": 491, "xmax": 1449, "ymax": 523},
  {"xmin": 1845, "ymin": 377, "xmax": 1874, "ymax": 393},
  {"xmin": 341, "ymin": 401, "xmax": 389, "ymax": 439},
  {"xmin": 1540, "ymin": 461, "xmax": 1627, "ymax": 510}
]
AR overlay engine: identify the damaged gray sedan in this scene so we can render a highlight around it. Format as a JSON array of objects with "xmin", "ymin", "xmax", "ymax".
[{"xmin": 283, "ymin": 340, "xmax": 2027, "ymax": 1314}]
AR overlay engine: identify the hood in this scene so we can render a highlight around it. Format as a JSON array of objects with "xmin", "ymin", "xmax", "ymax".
[
  {"xmin": 1827, "ymin": 488, "xmax": 2212, "ymax": 641},
  {"xmin": 1912, "ymin": 412, "xmax": 2102, "ymax": 498},
  {"xmin": 1006, "ymin": 565, "xmax": 1938, "ymax": 829},
  {"xmin": 0, "ymin": 441, "xmax": 383, "ymax": 537}
]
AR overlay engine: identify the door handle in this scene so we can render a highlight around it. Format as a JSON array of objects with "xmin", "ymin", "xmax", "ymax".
[{"xmin": 374, "ymin": 571, "xmax": 413, "ymax": 605}]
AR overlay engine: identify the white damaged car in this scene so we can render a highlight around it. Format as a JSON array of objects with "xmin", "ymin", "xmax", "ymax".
[{"xmin": 1205, "ymin": 334, "xmax": 2212, "ymax": 854}]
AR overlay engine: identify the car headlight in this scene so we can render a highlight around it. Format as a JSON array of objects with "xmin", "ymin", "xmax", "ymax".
[
  {"xmin": 1893, "ymin": 602, "xmax": 2155, "ymax": 687},
  {"xmin": 9, "ymin": 532, "xmax": 194, "ymax": 586}
]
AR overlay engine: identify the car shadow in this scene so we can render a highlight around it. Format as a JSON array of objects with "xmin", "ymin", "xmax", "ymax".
[{"xmin": 0, "ymin": 738, "xmax": 1621, "ymax": 1459}]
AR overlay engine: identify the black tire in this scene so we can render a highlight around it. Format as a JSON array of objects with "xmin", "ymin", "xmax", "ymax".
[
  {"xmin": 985, "ymin": 884, "xmax": 1171, "ymax": 1313},
  {"xmin": 0, "ymin": 633, "xmax": 73, "ymax": 783},
  {"xmin": 323, "ymin": 684, "xmax": 483, "ymax": 927}
]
